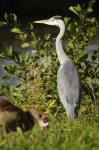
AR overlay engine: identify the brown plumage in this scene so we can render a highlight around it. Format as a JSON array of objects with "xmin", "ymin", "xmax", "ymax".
[{"xmin": 0, "ymin": 99, "xmax": 49, "ymax": 136}]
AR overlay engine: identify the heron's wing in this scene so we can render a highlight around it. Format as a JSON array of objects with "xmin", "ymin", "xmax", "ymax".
[{"xmin": 57, "ymin": 59, "xmax": 81, "ymax": 105}]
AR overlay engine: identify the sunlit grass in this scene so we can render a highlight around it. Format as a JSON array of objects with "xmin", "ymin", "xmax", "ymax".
[{"xmin": 0, "ymin": 112, "xmax": 98, "ymax": 150}]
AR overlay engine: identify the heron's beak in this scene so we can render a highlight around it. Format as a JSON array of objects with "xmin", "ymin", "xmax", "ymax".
[{"xmin": 33, "ymin": 19, "xmax": 49, "ymax": 25}]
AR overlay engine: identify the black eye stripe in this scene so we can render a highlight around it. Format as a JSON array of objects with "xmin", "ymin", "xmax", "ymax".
[{"xmin": 52, "ymin": 16, "xmax": 62, "ymax": 20}]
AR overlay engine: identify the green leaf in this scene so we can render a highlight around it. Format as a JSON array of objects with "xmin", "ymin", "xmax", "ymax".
[
  {"xmin": 11, "ymin": 27, "xmax": 22, "ymax": 34},
  {"xmin": 86, "ymin": 17, "xmax": 96, "ymax": 23},
  {"xmin": 69, "ymin": 6, "xmax": 79, "ymax": 16},
  {"xmin": 22, "ymin": 43, "xmax": 30, "ymax": 48},
  {"xmin": 44, "ymin": 34, "xmax": 51, "ymax": 41},
  {"xmin": 6, "ymin": 46, "xmax": 13, "ymax": 57},
  {"xmin": 0, "ymin": 21, "xmax": 7, "ymax": 27},
  {"xmin": 2, "ymin": 75, "xmax": 11, "ymax": 80},
  {"xmin": 26, "ymin": 23, "xmax": 33, "ymax": 31},
  {"xmin": 4, "ymin": 13, "xmax": 8, "ymax": 22},
  {"xmin": 18, "ymin": 52, "xmax": 29, "ymax": 64},
  {"xmin": 11, "ymin": 14, "xmax": 17, "ymax": 23},
  {"xmin": 17, "ymin": 34, "xmax": 27, "ymax": 41},
  {"xmin": 87, "ymin": 7, "xmax": 93, "ymax": 13},
  {"xmin": 64, "ymin": 17, "xmax": 70, "ymax": 25}
]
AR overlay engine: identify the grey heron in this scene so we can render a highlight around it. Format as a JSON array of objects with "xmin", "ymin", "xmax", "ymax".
[{"xmin": 34, "ymin": 16, "xmax": 82, "ymax": 119}]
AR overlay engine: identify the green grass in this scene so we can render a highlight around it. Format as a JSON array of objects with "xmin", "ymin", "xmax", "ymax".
[{"xmin": 0, "ymin": 113, "xmax": 98, "ymax": 150}]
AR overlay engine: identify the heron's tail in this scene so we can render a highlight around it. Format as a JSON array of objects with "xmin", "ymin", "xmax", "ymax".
[
  {"xmin": 62, "ymin": 101, "xmax": 79, "ymax": 119},
  {"xmin": 66, "ymin": 104, "xmax": 75, "ymax": 119}
]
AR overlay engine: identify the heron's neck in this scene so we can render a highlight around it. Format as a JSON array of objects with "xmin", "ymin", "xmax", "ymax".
[{"xmin": 56, "ymin": 23, "xmax": 68, "ymax": 65}]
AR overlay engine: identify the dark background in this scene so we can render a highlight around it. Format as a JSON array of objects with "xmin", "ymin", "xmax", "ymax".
[{"xmin": 0, "ymin": 0, "xmax": 99, "ymax": 18}]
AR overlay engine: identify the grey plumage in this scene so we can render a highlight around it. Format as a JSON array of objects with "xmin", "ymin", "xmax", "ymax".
[
  {"xmin": 57, "ymin": 59, "xmax": 82, "ymax": 119},
  {"xmin": 34, "ymin": 16, "xmax": 82, "ymax": 119}
]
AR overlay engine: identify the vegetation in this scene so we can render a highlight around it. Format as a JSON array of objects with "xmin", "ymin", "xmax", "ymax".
[{"xmin": 0, "ymin": 0, "xmax": 99, "ymax": 149}]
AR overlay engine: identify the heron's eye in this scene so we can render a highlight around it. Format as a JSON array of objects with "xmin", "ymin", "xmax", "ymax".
[{"xmin": 50, "ymin": 18, "xmax": 54, "ymax": 22}]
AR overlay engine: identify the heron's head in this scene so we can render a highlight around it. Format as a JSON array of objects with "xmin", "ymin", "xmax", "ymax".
[{"xmin": 34, "ymin": 16, "xmax": 64, "ymax": 28}]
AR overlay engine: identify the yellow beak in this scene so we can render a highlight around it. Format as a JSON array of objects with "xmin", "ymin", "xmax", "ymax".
[{"xmin": 33, "ymin": 19, "xmax": 49, "ymax": 25}]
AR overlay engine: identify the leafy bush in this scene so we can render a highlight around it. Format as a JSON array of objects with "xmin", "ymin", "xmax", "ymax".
[{"xmin": 0, "ymin": 0, "xmax": 98, "ymax": 149}]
